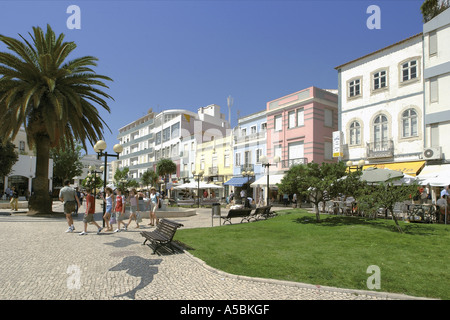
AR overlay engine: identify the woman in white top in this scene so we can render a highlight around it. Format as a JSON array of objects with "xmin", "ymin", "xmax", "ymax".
[
  {"xmin": 148, "ymin": 187, "xmax": 159, "ymax": 227},
  {"xmin": 102, "ymin": 187, "xmax": 114, "ymax": 231}
]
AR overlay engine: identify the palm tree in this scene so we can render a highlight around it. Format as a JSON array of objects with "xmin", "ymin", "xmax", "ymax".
[
  {"xmin": 156, "ymin": 158, "xmax": 177, "ymax": 195},
  {"xmin": 141, "ymin": 169, "xmax": 159, "ymax": 190},
  {"xmin": 0, "ymin": 25, "xmax": 113, "ymax": 214}
]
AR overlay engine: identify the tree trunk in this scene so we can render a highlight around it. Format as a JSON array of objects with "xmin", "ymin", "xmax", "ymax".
[
  {"xmin": 314, "ymin": 203, "xmax": 321, "ymax": 222},
  {"xmin": 28, "ymin": 135, "xmax": 53, "ymax": 215}
]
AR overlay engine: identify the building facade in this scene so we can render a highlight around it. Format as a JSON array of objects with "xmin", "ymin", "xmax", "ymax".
[
  {"xmin": 116, "ymin": 105, "xmax": 230, "ymax": 189},
  {"xmin": 266, "ymin": 86, "xmax": 338, "ymax": 170},
  {"xmin": 335, "ymin": 34, "xmax": 427, "ymax": 175}
]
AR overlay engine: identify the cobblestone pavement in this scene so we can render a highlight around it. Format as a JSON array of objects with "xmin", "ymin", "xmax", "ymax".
[{"xmin": 0, "ymin": 202, "xmax": 426, "ymax": 301}]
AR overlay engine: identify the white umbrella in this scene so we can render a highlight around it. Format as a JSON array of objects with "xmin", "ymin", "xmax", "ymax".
[
  {"xmin": 360, "ymin": 167, "xmax": 404, "ymax": 183},
  {"xmin": 174, "ymin": 182, "xmax": 223, "ymax": 189}
]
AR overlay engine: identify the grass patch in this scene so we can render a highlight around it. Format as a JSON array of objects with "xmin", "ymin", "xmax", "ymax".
[{"xmin": 174, "ymin": 210, "xmax": 450, "ymax": 299}]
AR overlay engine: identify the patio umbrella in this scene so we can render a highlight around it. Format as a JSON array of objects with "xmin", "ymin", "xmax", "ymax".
[
  {"xmin": 360, "ymin": 167, "xmax": 404, "ymax": 183},
  {"xmin": 173, "ymin": 182, "xmax": 223, "ymax": 189}
]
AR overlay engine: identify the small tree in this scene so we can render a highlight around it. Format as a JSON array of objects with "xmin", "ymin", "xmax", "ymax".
[
  {"xmin": 278, "ymin": 161, "xmax": 350, "ymax": 222},
  {"xmin": 0, "ymin": 139, "xmax": 19, "ymax": 179},
  {"xmin": 421, "ymin": 0, "xmax": 450, "ymax": 22},
  {"xmin": 141, "ymin": 169, "xmax": 159, "ymax": 190},
  {"xmin": 50, "ymin": 138, "xmax": 83, "ymax": 187},
  {"xmin": 356, "ymin": 182, "xmax": 418, "ymax": 233},
  {"xmin": 156, "ymin": 158, "xmax": 176, "ymax": 194}
]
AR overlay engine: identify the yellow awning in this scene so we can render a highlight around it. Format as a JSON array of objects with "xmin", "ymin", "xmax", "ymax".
[{"xmin": 362, "ymin": 161, "xmax": 425, "ymax": 176}]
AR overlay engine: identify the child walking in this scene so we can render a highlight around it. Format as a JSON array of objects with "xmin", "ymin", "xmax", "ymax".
[
  {"xmin": 101, "ymin": 187, "xmax": 114, "ymax": 231},
  {"xmin": 80, "ymin": 188, "xmax": 103, "ymax": 235},
  {"xmin": 114, "ymin": 188, "xmax": 126, "ymax": 233},
  {"xmin": 126, "ymin": 188, "xmax": 140, "ymax": 229}
]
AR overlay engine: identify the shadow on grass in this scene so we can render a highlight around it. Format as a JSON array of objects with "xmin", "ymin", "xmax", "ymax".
[{"xmin": 293, "ymin": 215, "xmax": 439, "ymax": 235}]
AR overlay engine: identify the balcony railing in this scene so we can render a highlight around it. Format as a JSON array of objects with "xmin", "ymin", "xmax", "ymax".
[
  {"xmin": 208, "ymin": 167, "xmax": 219, "ymax": 176},
  {"xmin": 234, "ymin": 131, "xmax": 267, "ymax": 144},
  {"xmin": 366, "ymin": 140, "xmax": 394, "ymax": 159},
  {"xmin": 280, "ymin": 157, "xmax": 308, "ymax": 168},
  {"xmin": 240, "ymin": 164, "xmax": 254, "ymax": 173}
]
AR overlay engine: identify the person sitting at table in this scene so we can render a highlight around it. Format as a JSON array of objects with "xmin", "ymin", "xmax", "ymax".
[{"xmin": 436, "ymin": 195, "xmax": 447, "ymax": 223}]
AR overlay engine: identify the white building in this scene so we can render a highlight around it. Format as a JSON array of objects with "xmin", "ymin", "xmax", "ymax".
[
  {"xmin": 335, "ymin": 33, "xmax": 427, "ymax": 176},
  {"xmin": 2, "ymin": 127, "xmax": 53, "ymax": 198},
  {"xmin": 116, "ymin": 105, "xmax": 230, "ymax": 187},
  {"xmin": 417, "ymin": 7, "xmax": 450, "ymax": 193},
  {"xmin": 423, "ymin": 7, "xmax": 450, "ymax": 161}
]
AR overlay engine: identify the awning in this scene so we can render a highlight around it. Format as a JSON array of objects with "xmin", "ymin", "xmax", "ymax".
[
  {"xmin": 223, "ymin": 176, "xmax": 254, "ymax": 187},
  {"xmin": 417, "ymin": 164, "xmax": 450, "ymax": 187},
  {"xmin": 250, "ymin": 174, "xmax": 285, "ymax": 188},
  {"xmin": 362, "ymin": 161, "xmax": 425, "ymax": 176}
]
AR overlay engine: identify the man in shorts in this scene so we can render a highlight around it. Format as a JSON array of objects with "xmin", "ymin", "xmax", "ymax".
[
  {"xmin": 79, "ymin": 188, "xmax": 103, "ymax": 235},
  {"xmin": 59, "ymin": 179, "xmax": 81, "ymax": 233}
]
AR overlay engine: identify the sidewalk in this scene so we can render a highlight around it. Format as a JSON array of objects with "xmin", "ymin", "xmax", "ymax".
[{"xmin": 0, "ymin": 202, "xmax": 427, "ymax": 300}]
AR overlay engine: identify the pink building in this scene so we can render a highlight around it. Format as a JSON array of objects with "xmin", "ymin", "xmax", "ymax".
[{"xmin": 266, "ymin": 86, "xmax": 338, "ymax": 171}]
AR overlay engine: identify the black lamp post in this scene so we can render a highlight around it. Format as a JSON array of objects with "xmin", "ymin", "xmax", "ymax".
[
  {"xmin": 259, "ymin": 155, "xmax": 280, "ymax": 207},
  {"xmin": 192, "ymin": 170, "xmax": 204, "ymax": 208},
  {"xmin": 94, "ymin": 140, "xmax": 123, "ymax": 227}
]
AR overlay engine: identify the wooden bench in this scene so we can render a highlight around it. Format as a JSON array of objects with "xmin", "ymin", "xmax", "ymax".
[
  {"xmin": 242, "ymin": 206, "xmax": 266, "ymax": 222},
  {"xmin": 221, "ymin": 208, "xmax": 253, "ymax": 224},
  {"xmin": 176, "ymin": 199, "xmax": 196, "ymax": 207},
  {"xmin": 140, "ymin": 219, "xmax": 184, "ymax": 254},
  {"xmin": 257, "ymin": 206, "xmax": 274, "ymax": 220}
]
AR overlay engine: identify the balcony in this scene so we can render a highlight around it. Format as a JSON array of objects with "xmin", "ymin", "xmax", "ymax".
[
  {"xmin": 234, "ymin": 131, "xmax": 267, "ymax": 144},
  {"xmin": 366, "ymin": 140, "xmax": 394, "ymax": 159},
  {"xmin": 280, "ymin": 157, "xmax": 308, "ymax": 169},
  {"xmin": 208, "ymin": 167, "xmax": 219, "ymax": 176},
  {"xmin": 240, "ymin": 164, "xmax": 254, "ymax": 173}
]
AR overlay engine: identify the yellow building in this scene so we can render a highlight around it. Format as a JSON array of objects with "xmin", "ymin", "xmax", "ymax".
[{"xmin": 195, "ymin": 134, "xmax": 233, "ymax": 199}]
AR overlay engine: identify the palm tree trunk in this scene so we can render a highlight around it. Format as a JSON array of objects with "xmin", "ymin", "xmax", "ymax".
[{"xmin": 28, "ymin": 135, "xmax": 53, "ymax": 215}]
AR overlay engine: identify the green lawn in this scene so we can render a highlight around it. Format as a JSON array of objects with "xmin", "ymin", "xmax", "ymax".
[{"xmin": 174, "ymin": 209, "xmax": 450, "ymax": 300}]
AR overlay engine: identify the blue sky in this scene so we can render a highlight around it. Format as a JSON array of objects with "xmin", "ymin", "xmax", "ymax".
[{"xmin": 0, "ymin": 0, "xmax": 425, "ymax": 155}]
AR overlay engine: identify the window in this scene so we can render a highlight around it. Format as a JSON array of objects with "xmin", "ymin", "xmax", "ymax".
[
  {"xmin": 241, "ymin": 128, "xmax": 246, "ymax": 136},
  {"xmin": 274, "ymin": 144, "xmax": 282, "ymax": 160},
  {"xmin": 235, "ymin": 152, "xmax": 241, "ymax": 166},
  {"xmin": 244, "ymin": 151, "xmax": 252, "ymax": 165},
  {"xmin": 224, "ymin": 154, "xmax": 230, "ymax": 167},
  {"xmin": 155, "ymin": 132, "xmax": 161, "ymax": 145},
  {"xmin": 274, "ymin": 115, "xmax": 282, "ymax": 131},
  {"xmin": 261, "ymin": 122, "xmax": 267, "ymax": 131},
  {"xmin": 288, "ymin": 142, "xmax": 304, "ymax": 160},
  {"xmin": 401, "ymin": 60, "xmax": 417, "ymax": 82},
  {"xmin": 324, "ymin": 142, "xmax": 332, "ymax": 160},
  {"xmin": 297, "ymin": 108, "xmax": 304, "ymax": 126},
  {"xmin": 256, "ymin": 149, "xmax": 262, "ymax": 163},
  {"xmin": 288, "ymin": 110, "xmax": 296, "ymax": 128},
  {"xmin": 373, "ymin": 114, "xmax": 388, "ymax": 148},
  {"xmin": 250, "ymin": 126, "xmax": 257, "ymax": 134},
  {"xmin": 349, "ymin": 121, "xmax": 361, "ymax": 145},
  {"xmin": 19, "ymin": 141, "xmax": 26, "ymax": 152},
  {"xmin": 171, "ymin": 122, "xmax": 180, "ymax": 138},
  {"xmin": 162, "ymin": 127, "xmax": 170, "ymax": 142},
  {"xmin": 324, "ymin": 109, "xmax": 333, "ymax": 127},
  {"xmin": 430, "ymin": 78, "xmax": 438, "ymax": 103},
  {"xmin": 373, "ymin": 70, "xmax": 387, "ymax": 90},
  {"xmin": 402, "ymin": 109, "xmax": 418, "ymax": 138},
  {"xmin": 348, "ymin": 78, "xmax": 361, "ymax": 97},
  {"xmin": 429, "ymin": 31, "xmax": 437, "ymax": 56}
]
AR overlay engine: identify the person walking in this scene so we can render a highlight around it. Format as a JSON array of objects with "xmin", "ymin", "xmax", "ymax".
[
  {"xmin": 147, "ymin": 187, "xmax": 160, "ymax": 227},
  {"xmin": 59, "ymin": 180, "xmax": 81, "ymax": 233},
  {"xmin": 114, "ymin": 188, "xmax": 126, "ymax": 233},
  {"xmin": 126, "ymin": 188, "xmax": 140, "ymax": 229},
  {"xmin": 79, "ymin": 188, "xmax": 103, "ymax": 235},
  {"xmin": 10, "ymin": 186, "xmax": 19, "ymax": 211},
  {"xmin": 101, "ymin": 187, "xmax": 114, "ymax": 231}
]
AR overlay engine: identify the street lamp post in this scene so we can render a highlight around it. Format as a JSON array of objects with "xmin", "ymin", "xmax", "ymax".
[
  {"xmin": 192, "ymin": 170, "xmax": 204, "ymax": 208},
  {"xmin": 88, "ymin": 165, "xmax": 104, "ymax": 212},
  {"xmin": 94, "ymin": 140, "xmax": 123, "ymax": 227},
  {"xmin": 242, "ymin": 170, "xmax": 254, "ymax": 207},
  {"xmin": 259, "ymin": 156, "xmax": 280, "ymax": 207},
  {"xmin": 346, "ymin": 159, "xmax": 365, "ymax": 172}
]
